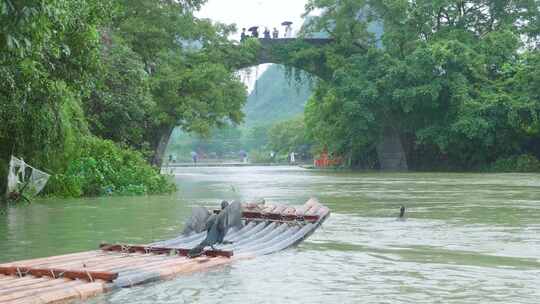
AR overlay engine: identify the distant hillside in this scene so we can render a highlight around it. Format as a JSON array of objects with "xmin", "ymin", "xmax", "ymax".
[{"xmin": 243, "ymin": 65, "xmax": 312, "ymax": 126}]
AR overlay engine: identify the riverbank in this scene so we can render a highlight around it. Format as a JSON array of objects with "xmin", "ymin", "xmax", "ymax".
[
  {"xmin": 1, "ymin": 137, "xmax": 176, "ymax": 202},
  {"xmin": 168, "ymin": 162, "xmax": 540, "ymax": 173},
  {"xmin": 164, "ymin": 162, "xmax": 297, "ymax": 167},
  {"xmin": 299, "ymin": 155, "xmax": 540, "ymax": 173}
]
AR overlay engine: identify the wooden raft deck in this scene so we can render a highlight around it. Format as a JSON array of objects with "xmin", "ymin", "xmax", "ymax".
[{"xmin": 0, "ymin": 198, "xmax": 330, "ymax": 304}]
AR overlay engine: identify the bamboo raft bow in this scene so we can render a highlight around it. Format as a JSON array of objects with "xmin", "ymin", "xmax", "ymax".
[{"xmin": 0, "ymin": 198, "xmax": 329, "ymax": 304}]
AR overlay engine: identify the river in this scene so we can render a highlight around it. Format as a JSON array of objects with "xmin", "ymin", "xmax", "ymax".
[{"xmin": 1, "ymin": 166, "xmax": 540, "ymax": 303}]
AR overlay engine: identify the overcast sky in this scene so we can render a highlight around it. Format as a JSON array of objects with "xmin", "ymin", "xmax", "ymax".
[
  {"xmin": 196, "ymin": 0, "xmax": 310, "ymax": 91},
  {"xmin": 197, "ymin": 0, "xmax": 308, "ymax": 40}
]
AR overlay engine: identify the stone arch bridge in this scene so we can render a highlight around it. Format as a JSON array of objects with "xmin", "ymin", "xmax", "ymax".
[
  {"xmin": 236, "ymin": 38, "xmax": 333, "ymax": 79},
  {"xmin": 237, "ymin": 38, "xmax": 407, "ymax": 171},
  {"xmin": 157, "ymin": 38, "xmax": 407, "ymax": 171}
]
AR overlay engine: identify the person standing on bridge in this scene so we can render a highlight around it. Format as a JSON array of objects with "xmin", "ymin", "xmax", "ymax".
[
  {"xmin": 240, "ymin": 28, "xmax": 247, "ymax": 42},
  {"xmin": 248, "ymin": 26, "xmax": 259, "ymax": 38},
  {"xmin": 285, "ymin": 25, "xmax": 292, "ymax": 38},
  {"xmin": 272, "ymin": 27, "xmax": 279, "ymax": 39},
  {"xmin": 282, "ymin": 21, "xmax": 293, "ymax": 38}
]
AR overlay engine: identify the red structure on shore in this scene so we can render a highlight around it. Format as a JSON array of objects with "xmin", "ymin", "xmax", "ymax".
[{"xmin": 314, "ymin": 149, "xmax": 342, "ymax": 168}]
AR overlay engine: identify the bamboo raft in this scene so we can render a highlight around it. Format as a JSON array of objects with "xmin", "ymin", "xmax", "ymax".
[{"xmin": 0, "ymin": 198, "xmax": 329, "ymax": 304}]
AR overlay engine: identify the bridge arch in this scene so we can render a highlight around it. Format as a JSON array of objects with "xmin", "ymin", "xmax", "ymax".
[
  {"xmin": 234, "ymin": 38, "xmax": 408, "ymax": 171},
  {"xmin": 235, "ymin": 38, "xmax": 333, "ymax": 80},
  {"xmin": 161, "ymin": 37, "xmax": 408, "ymax": 171},
  {"xmin": 154, "ymin": 38, "xmax": 332, "ymax": 169}
]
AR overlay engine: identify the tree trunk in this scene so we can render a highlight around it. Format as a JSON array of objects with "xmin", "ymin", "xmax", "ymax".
[
  {"xmin": 0, "ymin": 162, "xmax": 7, "ymax": 199},
  {"xmin": 151, "ymin": 125, "xmax": 174, "ymax": 168},
  {"xmin": 376, "ymin": 126, "xmax": 408, "ymax": 171},
  {"xmin": 0, "ymin": 145, "xmax": 11, "ymax": 199}
]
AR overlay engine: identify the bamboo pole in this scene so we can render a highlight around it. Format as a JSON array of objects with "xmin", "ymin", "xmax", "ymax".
[
  {"xmin": 0, "ymin": 251, "xmax": 100, "ymax": 268},
  {"xmin": 7, "ymin": 280, "xmax": 107, "ymax": 304},
  {"xmin": 0, "ymin": 279, "xmax": 78, "ymax": 302}
]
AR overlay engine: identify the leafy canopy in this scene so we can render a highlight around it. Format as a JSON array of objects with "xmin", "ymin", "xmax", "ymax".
[{"xmin": 299, "ymin": 0, "xmax": 540, "ymax": 170}]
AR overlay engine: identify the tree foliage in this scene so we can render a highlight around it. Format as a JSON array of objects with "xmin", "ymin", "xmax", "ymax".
[
  {"xmin": 0, "ymin": 0, "xmax": 112, "ymax": 193},
  {"xmin": 48, "ymin": 137, "xmax": 175, "ymax": 197},
  {"xmin": 84, "ymin": 0, "xmax": 259, "ymax": 165},
  {"xmin": 0, "ymin": 0, "xmax": 259, "ymax": 197},
  {"xmin": 84, "ymin": 34, "xmax": 155, "ymax": 152},
  {"xmin": 300, "ymin": 0, "xmax": 540, "ymax": 170},
  {"xmin": 268, "ymin": 116, "xmax": 311, "ymax": 155}
]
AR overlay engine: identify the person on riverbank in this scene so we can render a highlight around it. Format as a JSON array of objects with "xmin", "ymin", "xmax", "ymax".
[
  {"xmin": 191, "ymin": 151, "xmax": 198, "ymax": 164},
  {"xmin": 289, "ymin": 151, "xmax": 296, "ymax": 164},
  {"xmin": 263, "ymin": 27, "xmax": 271, "ymax": 38},
  {"xmin": 239, "ymin": 150, "xmax": 248, "ymax": 163}
]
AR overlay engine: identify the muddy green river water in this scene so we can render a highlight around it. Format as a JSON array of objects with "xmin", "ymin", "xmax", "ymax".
[{"xmin": 1, "ymin": 166, "xmax": 540, "ymax": 303}]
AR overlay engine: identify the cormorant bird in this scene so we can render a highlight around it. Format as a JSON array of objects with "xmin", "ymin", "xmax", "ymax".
[
  {"xmin": 182, "ymin": 207, "xmax": 211, "ymax": 235},
  {"xmin": 398, "ymin": 205, "xmax": 406, "ymax": 220},
  {"xmin": 188, "ymin": 201, "xmax": 242, "ymax": 257}
]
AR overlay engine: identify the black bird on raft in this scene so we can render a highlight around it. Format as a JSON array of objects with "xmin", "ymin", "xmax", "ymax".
[
  {"xmin": 397, "ymin": 205, "xmax": 406, "ymax": 221},
  {"xmin": 188, "ymin": 201, "xmax": 243, "ymax": 258}
]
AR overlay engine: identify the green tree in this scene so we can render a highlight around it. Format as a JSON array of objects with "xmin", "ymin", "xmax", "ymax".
[
  {"xmin": 243, "ymin": 125, "xmax": 270, "ymax": 151},
  {"xmin": 268, "ymin": 116, "xmax": 312, "ymax": 157},
  {"xmin": 84, "ymin": 34, "xmax": 156, "ymax": 153},
  {"xmin": 244, "ymin": 65, "xmax": 312, "ymax": 127},
  {"xmin": 0, "ymin": 0, "xmax": 112, "ymax": 192},
  {"xmin": 300, "ymin": 0, "xmax": 540, "ymax": 170},
  {"xmin": 84, "ymin": 0, "xmax": 260, "ymax": 167},
  {"xmin": 2, "ymin": 0, "xmax": 254, "ymax": 198},
  {"xmin": 192, "ymin": 125, "xmax": 243, "ymax": 158}
]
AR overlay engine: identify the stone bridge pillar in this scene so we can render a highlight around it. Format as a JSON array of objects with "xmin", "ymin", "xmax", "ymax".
[{"xmin": 376, "ymin": 127, "xmax": 408, "ymax": 171}]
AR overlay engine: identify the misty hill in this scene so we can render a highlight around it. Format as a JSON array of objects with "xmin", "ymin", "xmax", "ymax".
[{"xmin": 243, "ymin": 65, "xmax": 312, "ymax": 127}]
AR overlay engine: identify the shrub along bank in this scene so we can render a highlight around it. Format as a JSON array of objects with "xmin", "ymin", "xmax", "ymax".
[{"xmin": 47, "ymin": 137, "xmax": 175, "ymax": 197}]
